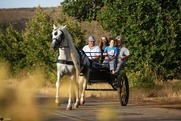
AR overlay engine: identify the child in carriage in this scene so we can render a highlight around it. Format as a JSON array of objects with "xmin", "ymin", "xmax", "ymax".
[{"xmin": 102, "ymin": 38, "xmax": 118, "ymax": 74}]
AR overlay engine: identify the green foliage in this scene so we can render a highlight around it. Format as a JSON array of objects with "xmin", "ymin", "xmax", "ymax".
[
  {"xmin": 127, "ymin": 64, "xmax": 156, "ymax": 89},
  {"xmin": 56, "ymin": 12, "xmax": 86, "ymax": 49},
  {"xmin": 61, "ymin": 0, "xmax": 104, "ymax": 21},
  {"xmin": 21, "ymin": 6, "xmax": 54, "ymax": 72},
  {"xmin": 61, "ymin": 0, "xmax": 181, "ymax": 80},
  {"xmin": 0, "ymin": 25, "xmax": 25, "ymax": 74}
]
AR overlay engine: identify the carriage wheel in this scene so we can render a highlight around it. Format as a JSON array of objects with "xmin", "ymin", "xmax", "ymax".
[{"xmin": 117, "ymin": 72, "xmax": 129, "ymax": 106}]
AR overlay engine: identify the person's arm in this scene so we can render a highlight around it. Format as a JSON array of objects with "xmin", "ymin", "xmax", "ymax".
[
  {"xmin": 108, "ymin": 51, "xmax": 117, "ymax": 60},
  {"xmin": 120, "ymin": 48, "xmax": 130, "ymax": 60},
  {"xmin": 102, "ymin": 47, "xmax": 109, "ymax": 60},
  {"xmin": 120, "ymin": 55, "xmax": 130, "ymax": 60},
  {"xmin": 103, "ymin": 52, "xmax": 108, "ymax": 56},
  {"xmin": 92, "ymin": 46, "xmax": 101, "ymax": 61},
  {"xmin": 93, "ymin": 56, "xmax": 100, "ymax": 61},
  {"xmin": 109, "ymin": 47, "xmax": 118, "ymax": 60}
]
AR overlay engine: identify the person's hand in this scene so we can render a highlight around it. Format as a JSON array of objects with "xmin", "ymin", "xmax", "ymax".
[
  {"xmin": 105, "ymin": 56, "xmax": 109, "ymax": 60},
  {"xmin": 103, "ymin": 53, "xmax": 108, "ymax": 56},
  {"xmin": 120, "ymin": 56, "xmax": 126, "ymax": 60}
]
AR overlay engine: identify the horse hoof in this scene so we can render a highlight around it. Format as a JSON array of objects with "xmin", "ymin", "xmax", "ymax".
[
  {"xmin": 55, "ymin": 100, "xmax": 60, "ymax": 106},
  {"xmin": 66, "ymin": 106, "xmax": 72, "ymax": 110},
  {"xmin": 55, "ymin": 99, "xmax": 59, "ymax": 103},
  {"xmin": 74, "ymin": 103, "xmax": 79, "ymax": 108},
  {"xmin": 80, "ymin": 100, "xmax": 85, "ymax": 105}
]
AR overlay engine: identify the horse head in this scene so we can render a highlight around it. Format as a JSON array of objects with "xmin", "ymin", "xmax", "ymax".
[{"xmin": 51, "ymin": 25, "xmax": 66, "ymax": 51}]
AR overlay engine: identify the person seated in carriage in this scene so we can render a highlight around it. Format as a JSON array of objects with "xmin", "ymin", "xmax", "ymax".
[
  {"xmin": 99, "ymin": 36, "xmax": 109, "ymax": 63},
  {"xmin": 102, "ymin": 38, "xmax": 118, "ymax": 74},
  {"xmin": 114, "ymin": 35, "xmax": 130, "ymax": 75},
  {"xmin": 82, "ymin": 36, "xmax": 101, "ymax": 62}
]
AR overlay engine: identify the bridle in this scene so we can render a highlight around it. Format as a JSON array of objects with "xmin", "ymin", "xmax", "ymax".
[
  {"xmin": 52, "ymin": 29, "xmax": 65, "ymax": 48},
  {"xmin": 52, "ymin": 29, "xmax": 74, "ymax": 65}
]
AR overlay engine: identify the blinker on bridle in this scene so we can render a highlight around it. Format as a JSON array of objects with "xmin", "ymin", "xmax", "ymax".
[
  {"xmin": 53, "ymin": 29, "xmax": 68, "ymax": 48},
  {"xmin": 59, "ymin": 30, "xmax": 69, "ymax": 49}
]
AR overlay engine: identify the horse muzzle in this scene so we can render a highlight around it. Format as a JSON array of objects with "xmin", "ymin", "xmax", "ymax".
[{"xmin": 51, "ymin": 39, "xmax": 60, "ymax": 51}]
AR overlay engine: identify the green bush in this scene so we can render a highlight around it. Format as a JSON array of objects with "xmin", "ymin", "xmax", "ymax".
[
  {"xmin": 0, "ymin": 25, "xmax": 25, "ymax": 75},
  {"xmin": 127, "ymin": 64, "xmax": 156, "ymax": 89}
]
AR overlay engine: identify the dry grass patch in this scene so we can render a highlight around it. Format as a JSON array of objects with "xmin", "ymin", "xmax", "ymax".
[
  {"xmin": 0, "ymin": 63, "xmax": 45, "ymax": 121},
  {"xmin": 129, "ymin": 79, "xmax": 181, "ymax": 100}
]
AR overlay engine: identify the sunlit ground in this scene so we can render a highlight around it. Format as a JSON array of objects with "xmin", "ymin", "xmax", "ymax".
[
  {"xmin": 0, "ymin": 61, "xmax": 119, "ymax": 121},
  {"xmin": 0, "ymin": 62, "xmax": 44, "ymax": 121},
  {"xmin": 0, "ymin": 61, "xmax": 181, "ymax": 121}
]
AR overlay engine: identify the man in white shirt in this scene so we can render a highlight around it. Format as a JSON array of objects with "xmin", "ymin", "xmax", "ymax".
[{"xmin": 82, "ymin": 36, "xmax": 101, "ymax": 62}]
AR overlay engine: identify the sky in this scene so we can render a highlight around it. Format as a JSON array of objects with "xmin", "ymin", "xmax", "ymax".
[{"xmin": 0, "ymin": 0, "xmax": 64, "ymax": 8}]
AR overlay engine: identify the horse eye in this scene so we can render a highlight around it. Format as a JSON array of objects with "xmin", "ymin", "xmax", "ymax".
[{"xmin": 54, "ymin": 32, "xmax": 58, "ymax": 36}]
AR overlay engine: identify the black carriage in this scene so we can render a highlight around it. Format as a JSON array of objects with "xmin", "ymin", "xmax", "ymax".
[{"xmin": 80, "ymin": 51, "xmax": 129, "ymax": 106}]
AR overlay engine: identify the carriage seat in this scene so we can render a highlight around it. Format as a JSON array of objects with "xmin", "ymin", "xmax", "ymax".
[{"xmin": 91, "ymin": 61, "xmax": 110, "ymax": 72}]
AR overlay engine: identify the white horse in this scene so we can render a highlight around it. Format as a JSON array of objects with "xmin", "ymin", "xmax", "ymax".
[{"xmin": 51, "ymin": 25, "xmax": 88, "ymax": 110}]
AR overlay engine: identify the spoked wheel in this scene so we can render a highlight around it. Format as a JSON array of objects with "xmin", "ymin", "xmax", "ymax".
[{"xmin": 117, "ymin": 72, "xmax": 129, "ymax": 106}]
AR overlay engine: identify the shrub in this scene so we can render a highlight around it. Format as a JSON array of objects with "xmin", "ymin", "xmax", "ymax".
[{"xmin": 128, "ymin": 64, "xmax": 156, "ymax": 89}]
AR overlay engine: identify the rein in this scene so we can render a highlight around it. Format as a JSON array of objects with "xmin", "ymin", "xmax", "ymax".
[{"xmin": 59, "ymin": 46, "xmax": 69, "ymax": 48}]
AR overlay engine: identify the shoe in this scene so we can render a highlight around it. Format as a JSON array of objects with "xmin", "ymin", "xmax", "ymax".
[{"xmin": 79, "ymin": 73, "xmax": 84, "ymax": 76}]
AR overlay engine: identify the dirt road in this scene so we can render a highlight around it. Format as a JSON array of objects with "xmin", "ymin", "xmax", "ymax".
[{"xmin": 37, "ymin": 96, "xmax": 181, "ymax": 121}]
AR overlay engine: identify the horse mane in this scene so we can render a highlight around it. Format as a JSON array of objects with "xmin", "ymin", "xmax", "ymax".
[{"xmin": 61, "ymin": 26, "xmax": 80, "ymax": 72}]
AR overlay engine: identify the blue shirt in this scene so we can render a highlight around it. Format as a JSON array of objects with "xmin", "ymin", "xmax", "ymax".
[{"xmin": 104, "ymin": 46, "xmax": 118, "ymax": 59}]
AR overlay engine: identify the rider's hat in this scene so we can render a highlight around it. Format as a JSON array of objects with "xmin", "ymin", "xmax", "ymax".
[{"xmin": 88, "ymin": 36, "xmax": 96, "ymax": 42}]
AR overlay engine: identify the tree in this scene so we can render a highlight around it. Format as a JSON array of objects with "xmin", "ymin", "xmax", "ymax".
[
  {"xmin": 21, "ymin": 6, "xmax": 55, "ymax": 77},
  {"xmin": 0, "ymin": 25, "xmax": 25, "ymax": 74},
  {"xmin": 22, "ymin": 7, "xmax": 53, "ymax": 68},
  {"xmin": 61, "ymin": 0, "xmax": 104, "ymax": 21},
  {"xmin": 61, "ymin": 0, "xmax": 181, "ymax": 80},
  {"xmin": 56, "ymin": 12, "xmax": 86, "ymax": 49}
]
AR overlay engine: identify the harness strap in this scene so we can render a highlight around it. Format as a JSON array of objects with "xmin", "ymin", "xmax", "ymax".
[
  {"xmin": 59, "ymin": 46, "xmax": 69, "ymax": 48},
  {"xmin": 56, "ymin": 60, "xmax": 74, "ymax": 65}
]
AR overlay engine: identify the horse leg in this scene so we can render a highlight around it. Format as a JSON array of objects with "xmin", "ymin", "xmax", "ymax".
[
  {"xmin": 66, "ymin": 75, "xmax": 79, "ymax": 110},
  {"xmin": 78, "ymin": 76, "xmax": 87, "ymax": 105},
  {"xmin": 72, "ymin": 75, "xmax": 80, "ymax": 108},
  {"xmin": 55, "ymin": 72, "xmax": 61, "ymax": 105},
  {"xmin": 79, "ymin": 69, "xmax": 90, "ymax": 105},
  {"xmin": 73, "ymin": 83, "xmax": 79, "ymax": 108},
  {"xmin": 66, "ymin": 83, "xmax": 73, "ymax": 110}
]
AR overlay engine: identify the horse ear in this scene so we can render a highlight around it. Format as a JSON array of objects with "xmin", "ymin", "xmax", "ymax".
[{"xmin": 53, "ymin": 24, "xmax": 57, "ymax": 29}]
